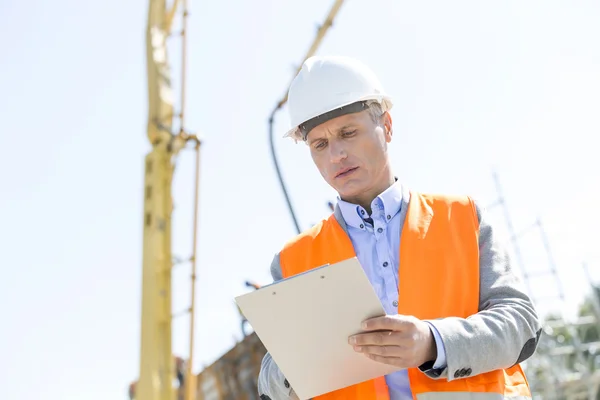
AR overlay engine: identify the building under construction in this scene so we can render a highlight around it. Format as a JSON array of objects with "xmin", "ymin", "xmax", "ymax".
[{"xmin": 133, "ymin": 1, "xmax": 600, "ymax": 399}]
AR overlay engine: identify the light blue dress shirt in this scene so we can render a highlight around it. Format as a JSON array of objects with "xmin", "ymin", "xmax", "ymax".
[{"xmin": 336, "ymin": 180, "xmax": 446, "ymax": 400}]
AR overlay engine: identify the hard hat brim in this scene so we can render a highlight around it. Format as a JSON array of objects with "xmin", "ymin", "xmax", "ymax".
[{"xmin": 283, "ymin": 95, "xmax": 393, "ymax": 142}]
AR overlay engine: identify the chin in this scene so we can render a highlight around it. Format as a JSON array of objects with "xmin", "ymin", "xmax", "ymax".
[{"xmin": 335, "ymin": 182, "xmax": 365, "ymax": 200}]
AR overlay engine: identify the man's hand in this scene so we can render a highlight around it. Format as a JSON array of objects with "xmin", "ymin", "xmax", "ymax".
[{"xmin": 348, "ymin": 315, "xmax": 437, "ymax": 368}]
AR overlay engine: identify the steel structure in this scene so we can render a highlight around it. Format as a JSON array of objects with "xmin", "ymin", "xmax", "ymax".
[
  {"xmin": 489, "ymin": 172, "xmax": 600, "ymax": 399},
  {"xmin": 137, "ymin": 0, "xmax": 200, "ymax": 399}
]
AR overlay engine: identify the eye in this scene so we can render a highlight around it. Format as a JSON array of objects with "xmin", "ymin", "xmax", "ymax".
[
  {"xmin": 341, "ymin": 130, "xmax": 357, "ymax": 137},
  {"xmin": 314, "ymin": 140, "xmax": 327, "ymax": 150}
]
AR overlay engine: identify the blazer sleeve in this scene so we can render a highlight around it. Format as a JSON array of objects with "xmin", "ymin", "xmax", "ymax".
[
  {"xmin": 257, "ymin": 253, "xmax": 300, "ymax": 400},
  {"xmin": 424, "ymin": 199, "xmax": 543, "ymax": 381}
]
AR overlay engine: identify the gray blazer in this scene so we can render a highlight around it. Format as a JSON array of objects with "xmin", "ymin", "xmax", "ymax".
[{"xmin": 257, "ymin": 191, "xmax": 542, "ymax": 399}]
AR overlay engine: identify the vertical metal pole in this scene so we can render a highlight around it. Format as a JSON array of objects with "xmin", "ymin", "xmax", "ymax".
[
  {"xmin": 177, "ymin": 1, "xmax": 199, "ymax": 399},
  {"xmin": 186, "ymin": 139, "xmax": 201, "ymax": 400},
  {"xmin": 179, "ymin": 0, "xmax": 188, "ymax": 136}
]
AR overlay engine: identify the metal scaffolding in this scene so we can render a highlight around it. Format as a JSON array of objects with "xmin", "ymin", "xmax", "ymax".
[{"xmin": 489, "ymin": 171, "xmax": 600, "ymax": 400}]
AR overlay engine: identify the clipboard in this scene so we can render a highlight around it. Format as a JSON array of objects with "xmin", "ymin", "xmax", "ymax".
[{"xmin": 235, "ymin": 257, "xmax": 401, "ymax": 400}]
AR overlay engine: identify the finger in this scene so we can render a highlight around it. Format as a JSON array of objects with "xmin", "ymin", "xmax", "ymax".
[
  {"xmin": 349, "ymin": 331, "xmax": 402, "ymax": 346},
  {"xmin": 353, "ymin": 344, "xmax": 405, "ymax": 357},
  {"xmin": 362, "ymin": 353, "xmax": 406, "ymax": 367},
  {"xmin": 362, "ymin": 315, "xmax": 414, "ymax": 332}
]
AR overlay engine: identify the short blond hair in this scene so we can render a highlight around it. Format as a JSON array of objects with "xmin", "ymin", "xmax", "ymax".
[{"xmin": 366, "ymin": 100, "xmax": 384, "ymax": 125}]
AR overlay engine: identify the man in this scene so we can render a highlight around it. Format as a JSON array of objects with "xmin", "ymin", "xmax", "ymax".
[{"xmin": 258, "ymin": 55, "xmax": 542, "ymax": 400}]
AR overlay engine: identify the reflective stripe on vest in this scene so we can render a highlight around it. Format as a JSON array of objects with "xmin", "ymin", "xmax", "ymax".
[
  {"xmin": 417, "ymin": 394, "xmax": 531, "ymax": 400},
  {"xmin": 279, "ymin": 192, "xmax": 532, "ymax": 400}
]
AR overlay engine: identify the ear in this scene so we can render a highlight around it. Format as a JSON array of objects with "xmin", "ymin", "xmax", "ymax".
[{"xmin": 383, "ymin": 112, "xmax": 393, "ymax": 143}]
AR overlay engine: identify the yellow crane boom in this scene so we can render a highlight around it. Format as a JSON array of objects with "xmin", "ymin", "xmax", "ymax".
[{"xmin": 138, "ymin": 0, "xmax": 198, "ymax": 399}]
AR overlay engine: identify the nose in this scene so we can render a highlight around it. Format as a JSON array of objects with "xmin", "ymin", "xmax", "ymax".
[{"xmin": 328, "ymin": 139, "xmax": 347, "ymax": 164}]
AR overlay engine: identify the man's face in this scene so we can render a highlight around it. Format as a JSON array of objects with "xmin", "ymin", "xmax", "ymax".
[{"xmin": 306, "ymin": 109, "xmax": 393, "ymax": 201}]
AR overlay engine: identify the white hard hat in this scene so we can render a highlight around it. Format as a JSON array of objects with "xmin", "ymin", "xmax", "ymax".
[{"xmin": 284, "ymin": 55, "xmax": 393, "ymax": 142}]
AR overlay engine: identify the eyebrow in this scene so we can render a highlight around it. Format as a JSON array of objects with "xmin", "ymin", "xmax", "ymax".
[
  {"xmin": 307, "ymin": 135, "xmax": 322, "ymax": 144},
  {"xmin": 308, "ymin": 124, "xmax": 358, "ymax": 145},
  {"xmin": 337, "ymin": 125, "xmax": 354, "ymax": 133}
]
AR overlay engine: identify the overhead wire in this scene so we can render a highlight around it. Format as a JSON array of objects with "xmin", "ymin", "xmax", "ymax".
[{"xmin": 268, "ymin": 0, "xmax": 346, "ymax": 235}]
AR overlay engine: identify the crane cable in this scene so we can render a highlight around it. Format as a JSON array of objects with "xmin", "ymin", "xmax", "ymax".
[{"xmin": 268, "ymin": 0, "xmax": 346, "ymax": 235}]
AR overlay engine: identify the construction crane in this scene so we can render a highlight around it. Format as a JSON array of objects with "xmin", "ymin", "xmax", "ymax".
[{"xmin": 135, "ymin": 0, "xmax": 200, "ymax": 399}]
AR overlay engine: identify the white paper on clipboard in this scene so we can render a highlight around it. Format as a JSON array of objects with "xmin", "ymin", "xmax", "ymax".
[{"xmin": 235, "ymin": 257, "xmax": 402, "ymax": 400}]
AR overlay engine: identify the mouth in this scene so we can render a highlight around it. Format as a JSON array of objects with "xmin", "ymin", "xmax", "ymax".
[{"xmin": 335, "ymin": 166, "xmax": 358, "ymax": 179}]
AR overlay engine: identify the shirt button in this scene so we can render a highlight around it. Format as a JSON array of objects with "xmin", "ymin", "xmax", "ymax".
[
  {"xmin": 360, "ymin": 224, "xmax": 364, "ymax": 229},
  {"xmin": 360, "ymin": 210, "xmax": 365, "ymax": 215},
  {"xmin": 383, "ymin": 262, "xmax": 389, "ymax": 267},
  {"xmin": 392, "ymin": 300, "xmax": 398, "ymax": 307},
  {"xmin": 387, "ymin": 215, "xmax": 391, "ymax": 220},
  {"xmin": 377, "ymin": 227, "xmax": 383, "ymax": 233}
]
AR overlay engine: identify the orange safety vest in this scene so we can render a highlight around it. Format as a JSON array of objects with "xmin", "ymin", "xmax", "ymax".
[{"xmin": 278, "ymin": 192, "xmax": 532, "ymax": 400}]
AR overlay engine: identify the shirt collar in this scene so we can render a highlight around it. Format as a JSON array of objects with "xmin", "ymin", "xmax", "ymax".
[{"xmin": 337, "ymin": 178, "xmax": 403, "ymax": 230}]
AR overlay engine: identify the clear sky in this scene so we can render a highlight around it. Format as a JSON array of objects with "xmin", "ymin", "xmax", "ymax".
[{"xmin": 1, "ymin": 1, "xmax": 599, "ymax": 399}]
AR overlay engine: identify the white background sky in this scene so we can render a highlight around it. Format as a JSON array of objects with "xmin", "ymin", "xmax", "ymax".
[{"xmin": 1, "ymin": 1, "xmax": 599, "ymax": 399}]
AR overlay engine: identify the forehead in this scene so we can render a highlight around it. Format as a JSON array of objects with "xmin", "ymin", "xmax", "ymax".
[{"xmin": 306, "ymin": 110, "xmax": 371, "ymax": 140}]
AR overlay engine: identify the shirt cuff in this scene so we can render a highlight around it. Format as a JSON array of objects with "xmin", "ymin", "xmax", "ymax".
[{"xmin": 426, "ymin": 321, "xmax": 447, "ymax": 369}]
